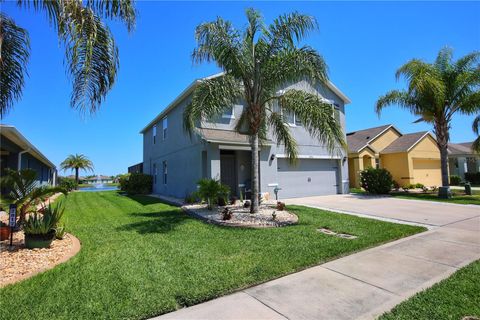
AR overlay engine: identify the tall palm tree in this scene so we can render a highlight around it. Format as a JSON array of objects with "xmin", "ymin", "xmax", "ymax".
[
  {"xmin": 183, "ymin": 9, "xmax": 346, "ymax": 213},
  {"xmin": 473, "ymin": 115, "xmax": 480, "ymax": 153},
  {"xmin": 376, "ymin": 48, "xmax": 480, "ymax": 197},
  {"xmin": 60, "ymin": 154, "xmax": 94, "ymax": 186},
  {"xmin": 0, "ymin": 0, "xmax": 136, "ymax": 118}
]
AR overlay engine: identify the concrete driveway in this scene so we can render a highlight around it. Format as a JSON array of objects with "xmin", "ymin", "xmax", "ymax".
[
  {"xmin": 284, "ymin": 194, "xmax": 480, "ymax": 227},
  {"xmin": 155, "ymin": 196, "xmax": 479, "ymax": 320}
]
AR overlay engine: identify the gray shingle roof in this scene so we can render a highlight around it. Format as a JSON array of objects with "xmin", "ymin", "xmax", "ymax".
[
  {"xmin": 381, "ymin": 131, "xmax": 428, "ymax": 153},
  {"xmin": 448, "ymin": 142, "xmax": 474, "ymax": 155},
  {"xmin": 198, "ymin": 128, "xmax": 273, "ymax": 145},
  {"xmin": 346, "ymin": 124, "xmax": 392, "ymax": 153}
]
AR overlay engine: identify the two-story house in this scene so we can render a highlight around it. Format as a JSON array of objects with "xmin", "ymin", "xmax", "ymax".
[{"xmin": 140, "ymin": 74, "xmax": 351, "ymax": 200}]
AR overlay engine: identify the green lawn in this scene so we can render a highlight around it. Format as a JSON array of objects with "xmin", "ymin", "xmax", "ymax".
[
  {"xmin": 380, "ymin": 260, "xmax": 480, "ymax": 320},
  {"xmin": 350, "ymin": 188, "xmax": 480, "ymax": 205},
  {"xmin": 0, "ymin": 191, "xmax": 425, "ymax": 319}
]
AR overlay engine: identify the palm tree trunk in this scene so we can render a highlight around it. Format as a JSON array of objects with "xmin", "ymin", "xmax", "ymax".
[
  {"xmin": 434, "ymin": 118, "xmax": 450, "ymax": 187},
  {"xmin": 75, "ymin": 168, "xmax": 79, "ymax": 189},
  {"xmin": 250, "ymin": 133, "xmax": 259, "ymax": 214}
]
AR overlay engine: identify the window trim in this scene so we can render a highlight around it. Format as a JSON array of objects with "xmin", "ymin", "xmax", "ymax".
[
  {"xmin": 153, "ymin": 125, "xmax": 157, "ymax": 144},
  {"xmin": 222, "ymin": 106, "xmax": 235, "ymax": 119},
  {"xmin": 162, "ymin": 161, "xmax": 167, "ymax": 185},
  {"xmin": 162, "ymin": 117, "xmax": 168, "ymax": 140}
]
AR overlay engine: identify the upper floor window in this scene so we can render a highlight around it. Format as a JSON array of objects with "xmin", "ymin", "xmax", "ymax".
[
  {"xmin": 162, "ymin": 117, "xmax": 168, "ymax": 140},
  {"xmin": 272, "ymin": 100, "xmax": 301, "ymax": 127},
  {"xmin": 153, "ymin": 125, "xmax": 157, "ymax": 144},
  {"xmin": 222, "ymin": 106, "xmax": 235, "ymax": 119}
]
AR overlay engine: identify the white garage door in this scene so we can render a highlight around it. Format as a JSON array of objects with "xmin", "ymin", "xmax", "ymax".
[{"xmin": 277, "ymin": 158, "xmax": 339, "ymax": 198}]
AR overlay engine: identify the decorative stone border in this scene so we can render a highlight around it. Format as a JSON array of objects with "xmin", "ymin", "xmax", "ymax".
[{"xmin": 0, "ymin": 233, "xmax": 81, "ymax": 287}]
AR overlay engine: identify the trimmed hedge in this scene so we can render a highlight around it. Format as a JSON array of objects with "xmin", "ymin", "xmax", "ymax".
[
  {"xmin": 360, "ymin": 167, "xmax": 393, "ymax": 194},
  {"xmin": 464, "ymin": 172, "xmax": 480, "ymax": 185},
  {"xmin": 449, "ymin": 175, "xmax": 462, "ymax": 186},
  {"xmin": 120, "ymin": 173, "xmax": 153, "ymax": 194}
]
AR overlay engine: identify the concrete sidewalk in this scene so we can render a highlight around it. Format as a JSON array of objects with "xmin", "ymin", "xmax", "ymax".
[{"xmin": 154, "ymin": 212, "xmax": 479, "ymax": 319}]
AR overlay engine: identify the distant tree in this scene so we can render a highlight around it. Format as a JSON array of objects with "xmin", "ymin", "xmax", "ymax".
[
  {"xmin": 376, "ymin": 48, "xmax": 480, "ymax": 196},
  {"xmin": 184, "ymin": 9, "xmax": 346, "ymax": 213},
  {"xmin": 0, "ymin": 0, "xmax": 136, "ymax": 118},
  {"xmin": 60, "ymin": 154, "xmax": 94, "ymax": 187}
]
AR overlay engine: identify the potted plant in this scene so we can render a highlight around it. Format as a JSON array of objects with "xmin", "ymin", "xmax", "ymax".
[
  {"xmin": 0, "ymin": 221, "xmax": 11, "ymax": 241},
  {"xmin": 23, "ymin": 202, "xmax": 65, "ymax": 249}
]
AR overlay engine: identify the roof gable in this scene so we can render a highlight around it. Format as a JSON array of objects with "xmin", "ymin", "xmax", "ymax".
[
  {"xmin": 381, "ymin": 131, "xmax": 432, "ymax": 154},
  {"xmin": 346, "ymin": 124, "xmax": 400, "ymax": 153}
]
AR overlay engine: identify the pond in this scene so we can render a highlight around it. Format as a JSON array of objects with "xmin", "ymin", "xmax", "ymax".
[{"xmin": 78, "ymin": 185, "xmax": 119, "ymax": 192}]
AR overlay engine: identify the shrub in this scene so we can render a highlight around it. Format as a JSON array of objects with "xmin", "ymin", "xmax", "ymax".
[
  {"xmin": 59, "ymin": 177, "xmax": 77, "ymax": 191},
  {"xmin": 125, "ymin": 173, "xmax": 152, "ymax": 195},
  {"xmin": 449, "ymin": 175, "xmax": 462, "ymax": 186},
  {"xmin": 465, "ymin": 172, "xmax": 480, "ymax": 184},
  {"xmin": 415, "ymin": 183, "xmax": 425, "ymax": 189},
  {"xmin": 403, "ymin": 183, "xmax": 416, "ymax": 190},
  {"xmin": 360, "ymin": 167, "xmax": 393, "ymax": 194},
  {"xmin": 184, "ymin": 192, "xmax": 198, "ymax": 204},
  {"xmin": 392, "ymin": 181, "xmax": 400, "ymax": 190},
  {"xmin": 197, "ymin": 178, "xmax": 230, "ymax": 210},
  {"xmin": 118, "ymin": 173, "xmax": 131, "ymax": 191}
]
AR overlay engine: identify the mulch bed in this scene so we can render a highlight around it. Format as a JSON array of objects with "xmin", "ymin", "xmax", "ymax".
[
  {"xmin": 0, "ymin": 231, "xmax": 81, "ymax": 287},
  {"xmin": 183, "ymin": 202, "xmax": 298, "ymax": 228}
]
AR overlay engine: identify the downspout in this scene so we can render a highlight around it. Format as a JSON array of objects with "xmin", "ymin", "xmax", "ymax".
[{"xmin": 17, "ymin": 149, "xmax": 30, "ymax": 170}]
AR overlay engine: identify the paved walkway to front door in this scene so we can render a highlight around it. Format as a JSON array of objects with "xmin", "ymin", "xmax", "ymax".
[{"xmin": 155, "ymin": 196, "xmax": 479, "ymax": 320}]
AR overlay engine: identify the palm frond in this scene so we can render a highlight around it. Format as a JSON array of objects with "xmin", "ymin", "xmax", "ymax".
[
  {"xmin": 265, "ymin": 11, "xmax": 317, "ymax": 55},
  {"xmin": 193, "ymin": 17, "xmax": 244, "ymax": 77},
  {"xmin": 472, "ymin": 136, "xmax": 480, "ymax": 154},
  {"xmin": 0, "ymin": 13, "xmax": 30, "ymax": 118},
  {"xmin": 268, "ymin": 111, "xmax": 298, "ymax": 163},
  {"xmin": 473, "ymin": 115, "xmax": 480, "ymax": 135},
  {"xmin": 85, "ymin": 0, "xmax": 136, "ymax": 32},
  {"xmin": 434, "ymin": 47, "xmax": 454, "ymax": 73},
  {"xmin": 375, "ymin": 90, "xmax": 420, "ymax": 116},
  {"xmin": 60, "ymin": 154, "xmax": 94, "ymax": 172},
  {"xmin": 183, "ymin": 75, "xmax": 242, "ymax": 135},
  {"xmin": 261, "ymin": 46, "xmax": 328, "ymax": 100},
  {"xmin": 280, "ymin": 89, "xmax": 346, "ymax": 153}
]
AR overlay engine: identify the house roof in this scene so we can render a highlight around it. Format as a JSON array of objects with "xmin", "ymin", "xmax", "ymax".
[
  {"xmin": 197, "ymin": 128, "xmax": 274, "ymax": 145},
  {"xmin": 0, "ymin": 124, "xmax": 56, "ymax": 168},
  {"xmin": 346, "ymin": 124, "xmax": 395, "ymax": 153},
  {"xmin": 381, "ymin": 131, "xmax": 430, "ymax": 154},
  {"xmin": 140, "ymin": 73, "xmax": 351, "ymax": 134},
  {"xmin": 448, "ymin": 142, "xmax": 474, "ymax": 155}
]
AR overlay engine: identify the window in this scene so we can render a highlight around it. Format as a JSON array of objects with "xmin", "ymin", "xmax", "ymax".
[
  {"xmin": 222, "ymin": 106, "xmax": 235, "ymax": 119},
  {"xmin": 375, "ymin": 158, "xmax": 380, "ymax": 169},
  {"xmin": 162, "ymin": 117, "xmax": 168, "ymax": 140},
  {"xmin": 272, "ymin": 100, "xmax": 301, "ymax": 126},
  {"xmin": 153, "ymin": 163, "xmax": 157, "ymax": 184},
  {"xmin": 153, "ymin": 125, "xmax": 157, "ymax": 144},
  {"xmin": 162, "ymin": 161, "xmax": 167, "ymax": 185}
]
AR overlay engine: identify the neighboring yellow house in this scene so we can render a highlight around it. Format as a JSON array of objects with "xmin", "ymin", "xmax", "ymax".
[{"xmin": 347, "ymin": 125, "xmax": 442, "ymax": 188}]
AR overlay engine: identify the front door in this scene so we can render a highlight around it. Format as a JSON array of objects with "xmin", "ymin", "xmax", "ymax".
[{"xmin": 220, "ymin": 153, "xmax": 237, "ymax": 196}]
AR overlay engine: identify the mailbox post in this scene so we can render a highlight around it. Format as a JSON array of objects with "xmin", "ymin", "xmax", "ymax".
[{"xmin": 9, "ymin": 204, "xmax": 17, "ymax": 250}]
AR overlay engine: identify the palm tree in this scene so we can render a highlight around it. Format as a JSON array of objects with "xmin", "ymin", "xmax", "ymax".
[
  {"xmin": 376, "ymin": 47, "xmax": 480, "ymax": 197},
  {"xmin": 0, "ymin": 169, "xmax": 67, "ymax": 224},
  {"xmin": 60, "ymin": 154, "xmax": 94, "ymax": 186},
  {"xmin": 183, "ymin": 9, "xmax": 346, "ymax": 213},
  {"xmin": 473, "ymin": 115, "xmax": 480, "ymax": 153},
  {"xmin": 0, "ymin": 0, "xmax": 136, "ymax": 118}
]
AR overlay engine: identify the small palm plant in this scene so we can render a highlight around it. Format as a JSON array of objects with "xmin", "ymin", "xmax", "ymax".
[
  {"xmin": 0, "ymin": 169, "xmax": 67, "ymax": 224},
  {"xmin": 60, "ymin": 154, "xmax": 94, "ymax": 187},
  {"xmin": 184, "ymin": 9, "xmax": 346, "ymax": 213},
  {"xmin": 376, "ymin": 48, "xmax": 480, "ymax": 197}
]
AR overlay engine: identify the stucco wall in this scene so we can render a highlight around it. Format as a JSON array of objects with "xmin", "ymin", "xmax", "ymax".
[
  {"xmin": 369, "ymin": 128, "xmax": 401, "ymax": 152},
  {"xmin": 380, "ymin": 152, "xmax": 412, "ymax": 186},
  {"xmin": 408, "ymin": 135, "xmax": 441, "ymax": 186}
]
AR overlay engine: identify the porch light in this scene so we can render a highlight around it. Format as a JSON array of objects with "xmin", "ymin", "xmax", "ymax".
[{"xmin": 270, "ymin": 154, "xmax": 276, "ymax": 161}]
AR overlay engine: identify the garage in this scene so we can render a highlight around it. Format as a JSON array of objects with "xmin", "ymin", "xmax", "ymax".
[
  {"xmin": 277, "ymin": 158, "xmax": 339, "ymax": 198},
  {"xmin": 412, "ymin": 158, "xmax": 441, "ymax": 187}
]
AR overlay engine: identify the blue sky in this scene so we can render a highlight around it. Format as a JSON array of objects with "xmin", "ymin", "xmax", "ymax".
[{"xmin": 2, "ymin": 1, "xmax": 479, "ymax": 176}]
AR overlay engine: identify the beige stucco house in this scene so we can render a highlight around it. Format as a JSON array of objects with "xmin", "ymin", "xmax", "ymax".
[{"xmin": 347, "ymin": 125, "xmax": 442, "ymax": 188}]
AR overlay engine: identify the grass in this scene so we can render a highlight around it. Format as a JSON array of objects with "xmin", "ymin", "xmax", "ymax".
[
  {"xmin": 380, "ymin": 260, "xmax": 480, "ymax": 320},
  {"xmin": 0, "ymin": 191, "xmax": 425, "ymax": 319},
  {"xmin": 350, "ymin": 187, "xmax": 480, "ymax": 205}
]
